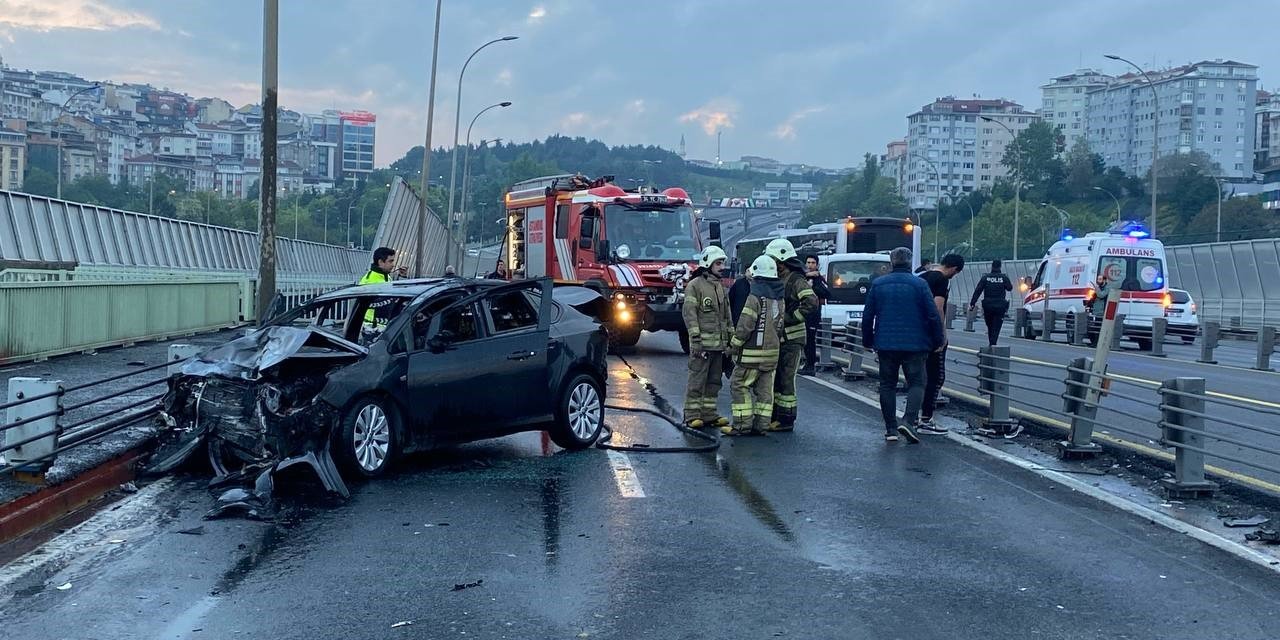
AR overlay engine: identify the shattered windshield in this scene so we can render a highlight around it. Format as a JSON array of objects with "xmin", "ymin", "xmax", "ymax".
[
  {"xmin": 271, "ymin": 295, "xmax": 411, "ymax": 345},
  {"xmin": 604, "ymin": 205, "xmax": 700, "ymax": 261}
]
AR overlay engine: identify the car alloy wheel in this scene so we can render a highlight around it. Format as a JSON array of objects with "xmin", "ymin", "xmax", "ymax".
[
  {"xmin": 568, "ymin": 381, "xmax": 602, "ymax": 441},
  {"xmin": 352, "ymin": 403, "xmax": 391, "ymax": 473}
]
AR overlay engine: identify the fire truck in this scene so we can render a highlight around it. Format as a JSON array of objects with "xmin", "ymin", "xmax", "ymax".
[{"xmin": 504, "ymin": 174, "xmax": 718, "ymax": 351}]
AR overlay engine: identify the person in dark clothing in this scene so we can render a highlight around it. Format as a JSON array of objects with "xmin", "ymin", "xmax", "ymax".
[
  {"xmin": 800, "ymin": 254, "xmax": 831, "ymax": 376},
  {"xmin": 486, "ymin": 259, "xmax": 509, "ymax": 280},
  {"xmin": 913, "ymin": 258, "xmax": 933, "ymax": 275},
  {"xmin": 725, "ymin": 265, "xmax": 754, "ymax": 379},
  {"xmin": 862, "ymin": 247, "xmax": 944, "ymax": 443},
  {"xmin": 917, "ymin": 253, "xmax": 964, "ymax": 435},
  {"xmin": 968, "ymin": 259, "xmax": 1014, "ymax": 346}
]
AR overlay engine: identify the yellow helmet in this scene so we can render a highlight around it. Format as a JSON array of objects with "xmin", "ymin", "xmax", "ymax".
[
  {"xmin": 750, "ymin": 255, "xmax": 778, "ymax": 279},
  {"xmin": 699, "ymin": 245, "xmax": 728, "ymax": 269},
  {"xmin": 765, "ymin": 238, "xmax": 797, "ymax": 263}
]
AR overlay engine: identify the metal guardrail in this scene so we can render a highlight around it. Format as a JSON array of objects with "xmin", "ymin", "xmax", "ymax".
[
  {"xmin": 814, "ymin": 320, "xmax": 1280, "ymax": 499},
  {"xmin": 1, "ymin": 344, "xmax": 197, "ymax": 476}
]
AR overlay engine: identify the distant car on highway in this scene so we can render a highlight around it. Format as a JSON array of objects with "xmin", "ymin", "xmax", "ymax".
[
  {"xmin": 147, "ymin": 278, "xmax": 608, "ymax": 497},
  {"xmin": 1165, "ymin": 288, "xmax": 1199, "ymax": 342}
]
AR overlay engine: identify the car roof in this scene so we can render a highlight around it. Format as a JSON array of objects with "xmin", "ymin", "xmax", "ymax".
[{"xmin": 313, "ymin": 277, "xmax": 497, "ymax": 302}]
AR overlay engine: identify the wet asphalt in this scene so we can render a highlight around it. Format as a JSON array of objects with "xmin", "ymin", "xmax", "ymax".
[{"xmin": 2, "ymin": 332, "xmax": 1279, "ymax": 639}]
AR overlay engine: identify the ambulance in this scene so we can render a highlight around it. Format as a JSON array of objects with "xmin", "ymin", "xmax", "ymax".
[{"xmin": 1020, "ymin": 221, "xmax": 1170, "ymax": 350}]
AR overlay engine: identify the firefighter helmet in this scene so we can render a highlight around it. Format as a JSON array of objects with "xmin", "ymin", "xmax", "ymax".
[
  {"xmin": 765, "ymin": 238, "xmax": 797, "ymax": 263},
  {"xmin": 750, "ymin": 255, "xmax": 778, "ymax": 279},
  {"xmin": 699, "ymin": 246, "xmax": 728, "ymax": 269}
]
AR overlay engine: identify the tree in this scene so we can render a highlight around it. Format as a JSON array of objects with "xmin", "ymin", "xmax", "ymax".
[
  {"xmin": 1063, "ymin": 138, "xmax": 1105, "ymax": 201},
  {"xmin": 1184, "ymin": 197, "xmax": 1275, "ymax": 244},
  {"xmin": 1001, "ymin": 120, "xmax": 1064, "ymax": 203},
  {"xmin": 22, "ymin": 167, "xmax": 57, "ymax": 197}
]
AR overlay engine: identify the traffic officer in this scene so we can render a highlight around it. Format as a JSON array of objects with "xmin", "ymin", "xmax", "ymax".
[
  {"xmin": 360, "ymin": 247, "xmax": 405, "ymax": 325},
  {"xmin": 681, "ymin": 246, "xmax": 731, "ymax": 429},
  {"xmin": 765, "ymin": 238, "xmax": 818, "ymax": 432},
  {"xmin": 723, "ymin": 255, "xmax": 786, "ymax": 437},
  {"xmin": 968, "ymin": 259, "xmax": 1014, "ymax": 346}
]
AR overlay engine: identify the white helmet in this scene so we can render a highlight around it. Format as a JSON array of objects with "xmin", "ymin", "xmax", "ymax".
[
  {"xmin": 765, "ymin": 238, "xmax": 797, "ymax": 263},
  {"xmin": 699, "ymin": 245, "xmax": 728, "ymax": 269},
  {"xmin": 750, "ymin": 255, "xmax": 778, "ymax": 279}
]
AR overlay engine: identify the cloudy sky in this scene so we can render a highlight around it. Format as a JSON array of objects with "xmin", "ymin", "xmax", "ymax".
[{"xmin": 1, "ymin": 0, "xmax": 1275, "ymax": 168}]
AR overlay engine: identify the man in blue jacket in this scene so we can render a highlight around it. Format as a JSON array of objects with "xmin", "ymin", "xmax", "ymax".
[{"xmin": 861, "ymin": 247, "xmax": 944, "ymax": 444}]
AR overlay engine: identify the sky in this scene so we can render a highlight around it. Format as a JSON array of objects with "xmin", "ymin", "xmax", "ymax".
[{"xmin": 0, "ymin": 0, "xmax": 1276, "ymax": 169}]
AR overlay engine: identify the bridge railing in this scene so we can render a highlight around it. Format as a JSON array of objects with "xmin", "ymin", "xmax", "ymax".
[{"xmin": 815, "ymin": 321, "xmax": 1280, "ymax": 498}]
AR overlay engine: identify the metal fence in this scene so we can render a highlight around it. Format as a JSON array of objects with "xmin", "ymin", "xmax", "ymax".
[
  {"xmin": 814, "ymin": 319, "xmax": 1280, "ymax": 496},
  {"xmin": 369, "ymin": 176, "xmax": 450, "ymax": 278},
  {"xmin": 950, "ymin": 237, "xmax": 1280, "ymax": 329}
]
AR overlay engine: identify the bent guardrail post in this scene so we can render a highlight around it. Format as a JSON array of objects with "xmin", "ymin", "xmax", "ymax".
[
  {"xmin": 3, "ymin": 377, "xmax": 64, "ymax": 473},
  {"xmin": 1058, "ymin": 356, "xmax": 1102, "ymax": 459},
  {"xmin": 1255, "ymin": 326, "xmax": 1276, "ymax": 372},
  {"xmin": 1150, "ymin": 318, "xmax": 1167, "ymax": 358},
  {"xmin": 1041, "ymin": 309, "xmax": 1056, "ymax": 343},
  {"xmin": 1158, "ymin": 377, "xmax": 1218, "ymax": 498},
  {"xmin": 964, "ymin": 306, "xmax": 977, "ymax": 333},
  {"xmin": 977, "ymin": 345, "xmax": 1015, "ymax": 436},
  {"xmin": 842, "ymin": 321, "xmax": 865, "ymax": 381},
  {"xmin": 1198, "ymin": 320, "xmax": 1220, "ymax": 364},
  {"xmin": 167, "ymin": 344, "xmax": 201, "ymax": 377}
]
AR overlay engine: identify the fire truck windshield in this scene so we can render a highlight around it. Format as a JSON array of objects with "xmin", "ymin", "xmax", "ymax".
[{"xmin": 605, "ymin": 205, "xmax": 700, "ymax": 262}]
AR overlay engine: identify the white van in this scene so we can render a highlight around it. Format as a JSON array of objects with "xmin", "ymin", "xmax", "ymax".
[
  {"xmin": 1021, "ymin": 223, "xmax": 1170, "ymax": 349},
  {"xmin": 818, "ymin": 252, "xmax": 892, "ymax": 326}
]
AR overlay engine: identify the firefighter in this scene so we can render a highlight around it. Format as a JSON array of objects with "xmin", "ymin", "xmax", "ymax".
[
  {"xmin": 765, "ymin": 238, "xmax": 818, "ymax": 432},
  {"xmin": 723, "ymin": 255, "xmax": 786, "ymax": 437},
  {"xmin": 360, "ymin": 247, "xmax": 404, "ymax": 325},
  {"xmin": 681, "ymin": 246, "xmax": 731, "ymax": 428}
]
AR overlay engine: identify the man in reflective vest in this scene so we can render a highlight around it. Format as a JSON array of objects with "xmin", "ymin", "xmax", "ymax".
[
  {"xmin": 723, "ymin": 255, "xmax": 786, "ymax": 436},
  {"xmin": 765, "ymin": 238, "xmax": 818, "ymax": 431},
  {"xmin": 681, "ymin": 246, "xmax": 731, "ymax": 429},
  {"xmin": 359, "ymin": 246, "xmax": 403, "ymax": 325}
]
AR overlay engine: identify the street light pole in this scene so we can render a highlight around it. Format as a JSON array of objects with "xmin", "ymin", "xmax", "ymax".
[
  {"xmin": 461, "ymin": 137, "xmax": 501, "ymax": 262},
  {"xmin": 1189, "ymin": 162, "xmax": 1224, "ymax": 242},
  {"xmin": 982, "ymin": 115, "xmax": 1021, "ymax": 260},
  {"xmin": 1040, "ymin": 202, "xmax": 1069, "ymax": 240},
  {"xmin": 55, "ymin": 83, "xmax": 100, "ymax": 199},
  {"xmin": 1105, "ymin": 54, "xmax": 1159, "ymax": 237},
  {"xmin": 415, "ymin": 0, "xmax": 444, "ymax": 278},
  {"xmin": 347, "ymin": 202, "xmax": 354, "ymax": 246},
  {"xmin": 1092, "ymin": 186, "xmax": 1122, "ymax": 223},
  {"xmin": 445, "ymin": 35, "xmax": 518, "ymax": 268},
  {"xmin": 909, "ymin": 152, "xmax": 941, "ymax": 261},
  {"xmin": 458, "ymin": 103, "xmax": 510, "ymax": 262}
]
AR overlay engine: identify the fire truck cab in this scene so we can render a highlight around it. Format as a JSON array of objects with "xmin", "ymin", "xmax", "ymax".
[
  {"xmin": 504, "ymin": 174, "xmax": 713, "ymax": 350},
  {"xmin": 1021, "ymin": 221, "xmax": 1170, "ymax": 350}
]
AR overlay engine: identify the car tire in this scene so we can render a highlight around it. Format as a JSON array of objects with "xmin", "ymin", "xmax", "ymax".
[
  {"xmin": 549, "ymin": 374, "xmax": 604, "ymax": 450},
  {"xmin": 678, "ymin": 330, "xmax": 691, "ymax": 354},
  {"xmin": 335, "ymin": 396, "xmax": 399, "ymax": 478},
  {"xmin": 615, "ymin": 327, "xmax": 641, "ymax": 347}
]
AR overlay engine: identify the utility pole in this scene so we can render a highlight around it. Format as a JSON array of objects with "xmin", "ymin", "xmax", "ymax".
[
  {"xmin": 414, "ymin": 0, "xmax": 443, "ymax": 278},
  {"xmin": 255, "ymin": 0, "xmax": 279, "ymax": 324}
]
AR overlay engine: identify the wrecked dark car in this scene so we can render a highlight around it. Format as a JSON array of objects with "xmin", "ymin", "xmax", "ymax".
[{"xmin": 146, "ymin": 278, "xmax": 609, "ymax": 503}]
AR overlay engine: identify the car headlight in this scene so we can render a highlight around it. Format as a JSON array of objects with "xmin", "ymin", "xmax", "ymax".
[{"xmin": 618, "ymin": 309, "xmax": 632, "ymax": 323}]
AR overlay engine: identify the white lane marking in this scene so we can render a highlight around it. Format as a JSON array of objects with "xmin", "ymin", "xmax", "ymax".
[
  {"xmin": 802, "ymin": 376, "xmax": 1280, "ymax": 576},
  {"xmin": 0, "ymin": 477, "xmax": 176, "ymax": 598},
  {"xmin": 605, "ymin": 449, "xmax": 646, "ymax": 498}
]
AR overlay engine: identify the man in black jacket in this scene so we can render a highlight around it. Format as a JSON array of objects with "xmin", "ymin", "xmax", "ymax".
[
  {"xmin": 968, "ymin": 259, "xmax": 1014, "ymax": 346},
  {"xmin": 800, "ymin": 254, "xmax": 831, "ymax": 375}
]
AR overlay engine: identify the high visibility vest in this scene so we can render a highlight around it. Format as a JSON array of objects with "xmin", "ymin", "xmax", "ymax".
[{"xmin": 359, "ymin": 269, "xmax": 390, "ymax": 324}]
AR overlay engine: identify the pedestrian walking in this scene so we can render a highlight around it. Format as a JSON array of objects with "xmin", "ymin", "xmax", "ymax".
[
  {"xmin": 723, "ymin": 255, "xmax": 786, "ymax": 437},
  {"xmin": 968, "ymin": 259, "xmax": 1013, "ymax": 346},
  {"xmin": 681, "ymin": 246, "xmax": 731, "ymax": 429},
  {"xmin": 861, "ymin": 247, "xmax": 944, "ymax": 443},
  {"xmin": 916, "ymin": 253, "xmax": 964, "ymax": 435},
  {"xmin": 764, "ymin": 238, "xmax": 818, "ymax": 432},
  {"xmin": 800, "ymin": 254, "xmax": 831, "ymax": 376}
]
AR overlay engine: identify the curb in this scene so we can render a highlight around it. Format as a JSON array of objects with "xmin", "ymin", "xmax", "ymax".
[{"xmin": 0, "ymin": 447, "xmax": 148, "ymax": 544}]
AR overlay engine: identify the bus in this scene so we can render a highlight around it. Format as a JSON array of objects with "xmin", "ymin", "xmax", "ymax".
[{"xmin": 732, "ymin": 216, "xmax": 922, "ymax": 274}]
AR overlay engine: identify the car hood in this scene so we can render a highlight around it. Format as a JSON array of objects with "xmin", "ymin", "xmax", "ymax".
[{"xmin": 181, "ymin": 325, "xmax": 366, "ymax": 381}]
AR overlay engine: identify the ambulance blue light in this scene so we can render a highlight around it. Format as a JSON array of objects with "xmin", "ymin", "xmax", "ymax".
[
  {"xmin": 1060, "ymin": 229, "xmax": 1074, "ymax": 242},
  {"xmin": 1127, "ymin": 229, "xmax": 1149, "ymax": 238},
  {"xmin": 1156, "ymin": 276, "xmax": 1165, "ymax": 285}
]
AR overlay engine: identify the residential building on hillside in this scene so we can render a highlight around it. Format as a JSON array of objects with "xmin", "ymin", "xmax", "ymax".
[
  {"xmin": 0, "ymin": 126, "xmax": 26, "ymax": 190},
  {"xmin": 1086, "ymin": 59, "xmax": 1258, "ymax": 179},
  {"xmin": 1256, "ymin": 90, "xmax": 1280, "ymax": 174},
  {"xmin": 1041, "ymin": 69, "xmax": 1113, "ymax": 145},
  {"xmin": 904, "ymin": 96, "xmax": 1038, "ymax": 209},
  {"xmin": 880, "ymin": 139, "xmax": 907, "ymax": 190}
]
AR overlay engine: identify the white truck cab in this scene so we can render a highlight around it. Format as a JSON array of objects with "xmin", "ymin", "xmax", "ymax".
[
  {"xmin": 1021, "ymin": 222, "xmax": 1169, "ymax": 349},
  {"xmin": 818, "ymin": 252, "xmax": 892, "ymax": 326}
]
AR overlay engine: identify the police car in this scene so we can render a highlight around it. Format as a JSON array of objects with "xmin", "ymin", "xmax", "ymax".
[
  {"xmin": 818, "ymin": 252, "xmax": 892, "ymax": 326},
  {"xmin": 1021, "ymin": 221, "xmax": 1169, "ymax": 350}
]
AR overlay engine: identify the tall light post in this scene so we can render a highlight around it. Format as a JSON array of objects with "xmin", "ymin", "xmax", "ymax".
[
  {"xmin": 456, "ymin": 102, "xmax": 510, "ymax": 261},
  {"xmin": 981, "ymin": 115, "xmax": 1022, "ymax": 259},
  {"xmin": 1040, "ymin": 202, "xmax": 1069, "ymax": 240},
  {"xmin": 461, "ymin": 137, "xmax": 502, "ymax": 256},
  {"xmin": 1105, "ymin": 54, "xmax": 1159, "ymax": 238},
  {"xmin": 1092, "ymin": 186, "xmax": 1122, "ymax": 223},
  {"xmin": 55, "ymin": 83, "xmax": 101, "ymax": 199},
  {"xmin": 445, "ymin": 35, "xmax": 518, "ymax": 267},
  {"xmin": 414, "ymin": 0, "xmax": 444, "ymax": 277},
  {"xmin": 909, "ymin": 152, "xmax": 941, "ymax": 261},
  {"xmin": 1189, "ymin": 162, "xmax": 1224, "ymax": 243},
  {"xmin": 641, "ymin": 159, "xmax": 662, "ymax": 189},
  {"xmin": 945, "ymin": 189, "xmax": 975, "ymax": 253}
]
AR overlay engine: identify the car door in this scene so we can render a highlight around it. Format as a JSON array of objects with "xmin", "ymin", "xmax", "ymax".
[
  {"xmin": 406, "ymin": 295, "xmax": 485, "ymax": 434},
  {"xmin": 476, "ymin": 279, "xmax": 555, "ymax": 428}
]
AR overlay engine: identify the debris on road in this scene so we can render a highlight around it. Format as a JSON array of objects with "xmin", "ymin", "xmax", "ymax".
[
  {"xmin": 1245, "ymin": 528, "xmax": 1280, "ymax": 544},
  {"xmin": 55, "ymin": 582, "xmax": 72, "ymax": 591},
  {"xmin": 451, "ymin": 579, "xmax": 484, "ymax": 592},
  {"xmin": 176, "ymin": 526, "xmax": 206, "ymax": 536},
  {"xmin": 1223, "ymin": 515, "xmax": 1271, "ymax": 528},
  {"xmin": 391, "ymin": 621, "xmax": 414, "ymax": 629},
  {"xmin": 119, "ymin": 482, "xmax": 139, "ymax": 494}
]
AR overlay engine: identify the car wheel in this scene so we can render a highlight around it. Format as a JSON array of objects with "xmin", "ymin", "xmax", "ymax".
[
  {"xmin": 335, "ymin": 397, "xmax": 399, "ymax": 478},
  {"xmin": 614, "ymin": 327, "xmax": 641, "ymax": 347},
  {"xmin": 678, "ymin": 330, "xmax": 691, "ymax": 354},
  {"xmin": 549, "ymin": 374, "xmax": 604, "ymax": 450}
]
